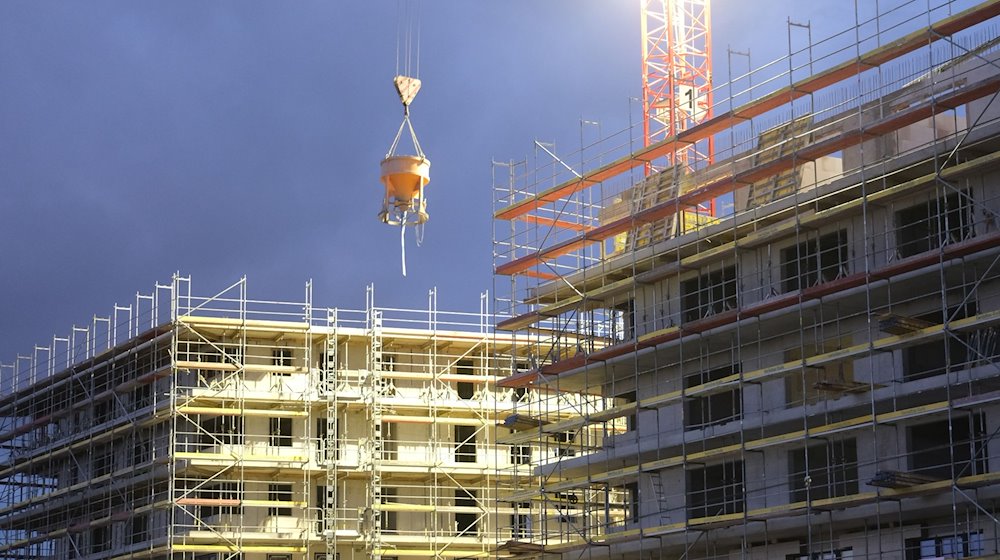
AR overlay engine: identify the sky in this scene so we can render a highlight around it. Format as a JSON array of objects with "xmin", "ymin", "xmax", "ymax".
[{"xmin": 0, "ymin": 0, "xmax": 973, "ymax": 361}]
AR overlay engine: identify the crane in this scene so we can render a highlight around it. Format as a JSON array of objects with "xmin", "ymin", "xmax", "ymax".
[{"xmin": 640, "ymin": 0, "xmax": 714, "ymax": 214}]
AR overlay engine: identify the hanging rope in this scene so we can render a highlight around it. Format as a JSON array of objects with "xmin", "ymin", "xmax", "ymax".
[
  {"xmin": 400, "ymin": 217, "xmax": 408, "ymax": 277},
  {"xmin": 386, "ymin": 111, "xmax": 424, "ymax": 158},
  {"xmin": 396, "ymin": 0, "xmax": 421, "ymax": 80},
  {"xmin": 395, "ymin": 1, "xmax": 401, "ymax": 78},
  {"xmin": 414, "ymin": 1, "xmax": 421, "ymax": 78}
]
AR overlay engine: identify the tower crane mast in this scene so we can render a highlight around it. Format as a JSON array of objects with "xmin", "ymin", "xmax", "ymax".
[{"xmin": 641, "ymin": 0, "xmax": 714, "ymax": 213}]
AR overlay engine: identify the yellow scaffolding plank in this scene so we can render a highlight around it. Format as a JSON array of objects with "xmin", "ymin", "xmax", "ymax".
[
  {"xmin": 383, "ymin": 414, "xmax": 484, "ymax": 425},
  {"xmin": 374, "ymin": 549, "xmax": 490, "ymax": 558},
  {"xmin": 175, "ymin": 406, "xmax": 308, "ymax": 418},
  {"xmin": 174, "ymin": 452, "xmax": 307, "ymax": 462},
  {"xmin": 239, "ymin": 499, "xmax": 308, "ymax": 508},
  {"xmin": 173, "ymin": 360, "xmax": 305, "ymax": 374},
  {"xmin": 374, "ymin": 502, "xmax": 437, "ymax": 512},
  {"xmin": 178, "ymin": 315, "xmax": 310, "ymax": 332},
  {"xmin": 173, "ymin": 544, "xmax": 308, "ymax": 553}
]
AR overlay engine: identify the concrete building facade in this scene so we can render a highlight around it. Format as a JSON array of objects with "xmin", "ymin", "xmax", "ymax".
[
  {"xmin": 0, "ymin": 277, "xmax": 541, "ymax": 560},
  {"xmin": 492, "ymin": 2, "xmax": 1000, "ymax": 558}
]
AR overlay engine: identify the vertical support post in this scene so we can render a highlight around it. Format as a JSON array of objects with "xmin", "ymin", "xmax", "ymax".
[{"xmin": 365, "ymin": 284, "xmax": 384, "ymax": 560}]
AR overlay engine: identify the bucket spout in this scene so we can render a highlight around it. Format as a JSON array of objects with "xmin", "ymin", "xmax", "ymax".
[{"xmin": 379, "ymin": 155, "xmax": 430, "ymax": 226}]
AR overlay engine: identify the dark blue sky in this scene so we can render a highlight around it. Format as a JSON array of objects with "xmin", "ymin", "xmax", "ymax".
[{"xmin": 0, "ymin": 1, "xmax": 970, "ymax": 360}]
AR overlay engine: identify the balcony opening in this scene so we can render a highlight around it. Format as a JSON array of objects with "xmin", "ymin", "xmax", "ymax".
[
  {"xmin": 617, "ymin": 391, "xmax": 637, "ymax": 432},
  {"xmin": 457, "ymin": 359, "xmax": 475, "ymax": 399},
  {"xmin": 511, "ymin": 502, "xmax": 531, "ymax": 540},
  {"xmin": 788, "ymin": 438, "xmax": 858, "ymax": 502},
  {"xmin": 268, "ymin": 483, "xmax": 292, "ymax": 516},
  {"xmin": 781, "ymin": 229, "xmax": 848, "ymax": 293},
  {"xmin": 455, "ymin": 489, "xmax": 478, "ymax": 535},
  {"xmin": 908, "ymin": 414, "xmax": 987, "ymax": 480},
  {"xmin": 316, "ymin": 484, "xmax": 334, "ymax": 535},
  {"xmin": 681, "ymin": 265, "xmax": 737, "ymax": 323},
  {"xmin": 686, "ymin": 461, "xmax": 744, "ymax": 519},
  {"xmin": 381, "ymin": 487, "xmax": 398, "ymax": 533},
  {"xmin": 129, "ymin": 513, "xmax": 148, "ymax": 545},
  {"xmin": 269, "ymin": 417, "xmax": 292, "ymax": 447},
  {"xmin": 611, "ymin": 298, "xmax": 636, "ymax": 341},
  {"xmin": 625, "ymin": 481, "xmax": 639, "ymax": 523},
  {"xmin": 455, "ymin": 425, "xmax": 477, "ymax": 463},
  {"xmin": 903, "ymin": 302, "xmax": 977, "ymax": 381},
  {"xmin": 91, "ymin": 525, "xmax": 109, "ymax": 553},
  {"xmin": 896, "ymin": 188, "xmax": 974, "ymax": 258},
  {"xmin": 684, "ymin": 364, "xmax": 741, "ymax": 430}
]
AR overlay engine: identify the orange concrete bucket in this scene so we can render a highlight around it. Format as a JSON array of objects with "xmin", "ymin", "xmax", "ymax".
[{"xmin": 379, "ymin": 155, "xmax": 430, "ymax": 224}]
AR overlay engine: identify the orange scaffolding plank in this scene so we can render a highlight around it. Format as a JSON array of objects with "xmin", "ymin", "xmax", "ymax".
[
  {"xmin": 495, "ymin": 73, "xmax": 1000, "ymax": 277},
  {"xmin": 520, "ymin": 214, "xmax": 593, "ymax": 232},
  {"xmin": 523, "ymin": 270, "xmax": 560, "ymax": 281},
  {"xmin": 493, "ymin": 0, "xmax": 1000, "ymax": 224}
]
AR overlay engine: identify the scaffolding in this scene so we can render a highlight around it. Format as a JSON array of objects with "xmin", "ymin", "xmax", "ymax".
[
  {"xmin": 493, "ymin": 0, "xmax": 1000, "ymax": 558},
  {"xmin": 0, "ymin": 275, "xmax": 538, "ymax": 560}
]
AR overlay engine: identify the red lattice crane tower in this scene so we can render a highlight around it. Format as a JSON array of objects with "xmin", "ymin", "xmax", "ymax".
[{"xmin": 641, "ymin": 0, "xmax": 714, "ymax": 212}]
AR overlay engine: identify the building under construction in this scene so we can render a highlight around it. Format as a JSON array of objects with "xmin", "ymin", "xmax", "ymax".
[
  {"xmin": 493, "ymin": 1, "xmax": 1000, "ymax": 558},
  {"xmin": 10, "ymin": 2, "xmax": 1000, "ymax": 560},
  {"xmin": 0, "ymin": 276, "xmax": 549, "ymax": 560}
]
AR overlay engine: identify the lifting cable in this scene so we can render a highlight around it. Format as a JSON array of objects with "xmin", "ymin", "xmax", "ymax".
[{"xmin": 393, "ymin": 0, "xmax": 423, "ymax": 276}]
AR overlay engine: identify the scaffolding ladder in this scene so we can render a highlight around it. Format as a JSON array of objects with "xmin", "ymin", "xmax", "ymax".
[
  {"xmin": 649, "ymin": 471, "xmax": 670, "ymax": 525},
  {"xmin": 324, "ymin": 308, "xmax": 339, "ymax": 557}
]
